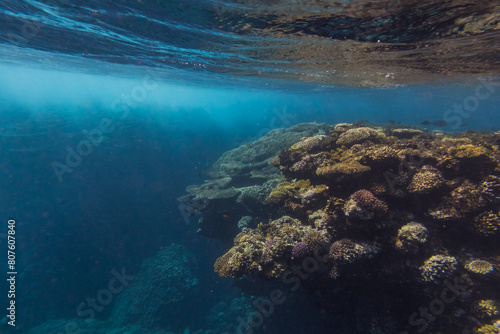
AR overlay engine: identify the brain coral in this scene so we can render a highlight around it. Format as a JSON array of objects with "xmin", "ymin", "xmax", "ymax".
[
  {"xmin": 336, "ymin": 127, "xmax": 385, "ymax": 146},
  {"xmin": 395, "ymin": 222, "xmax": 429, "ymax": 254},
  {"xmin": 407, "ymin": 165, "xmax": 444, "ymax": 194},
  {"xmin": 465, "ymin": 259, "xmax": 494, "ymax": 275},
  {"xmin": 420, "ymin": 255, "xmax": 458, "ymax": 283},
  {"xmin": 474, "ymin": 210, "xmax": 500, "ymax": 237}
]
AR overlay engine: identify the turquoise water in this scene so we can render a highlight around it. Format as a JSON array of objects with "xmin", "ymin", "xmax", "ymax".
[{"xmin": 1, "ymin": 1, "xmax": 499, "ymax": 334}]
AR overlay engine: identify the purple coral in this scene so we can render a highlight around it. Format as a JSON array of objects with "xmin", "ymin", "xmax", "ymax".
[
  {"xmin": 351, "ymin": 189, "xmax": 388, "ymax": 213},
  {"xmin": 264, "ymin": 239, "xmax": 275, "ymax": 249},
  {"xmin": 262, "ymin": 239, "xmax": 276, "ymax": 264},
  {"xmin": 291, "ymin": 241, "xmax": 310, "ymax": 258}
]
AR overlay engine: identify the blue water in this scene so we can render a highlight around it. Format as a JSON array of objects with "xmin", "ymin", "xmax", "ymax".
[{"xmin": 0, "ymin": 1, "xmax": 499, "ymax": 333}]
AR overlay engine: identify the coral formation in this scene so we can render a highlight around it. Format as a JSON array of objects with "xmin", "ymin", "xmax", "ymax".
[
  {"xmin": 465, "ymin": 259, "xmax": 495, "ymax": 275},
  {"xmin": 181, "ymin": 122, "xmax": 500, "ymax": 332},
  {"xmin": 336, "ymin": 127, "xmax": 385, "ymax": 146},
  {"xmin": 391, "ymin": 128, "xmax": 423, "ymax": 139},
  {"xmin": 291, "ymin": 241, "xmax": 310, "ymax": 258},
  {"xmin": 178, "ymin": 123, "xmax": 332, "ymax": 242},
  {"xmin": 481, "ymin": 175, "xmax": 500, "ymax": 204},
  {"xmin": 419, "ymin": 255, "xmax": 458, "ymax": 283},
  {"xmin": 329, "ymin": 239, "xmax": 379, "ymax": 264},
  {"xmin": 407, "ymin": 165, "xmax": 444, "ymax": 194},
  {"xmin": 109, "ymin": 244, "xmax": 198, "ymax": 328},
  {"xmin": 473, "ymin": 299, "xmax": 500, "ymax": 318},
  {"xmin": 477, "ymin": 324, "xmax": 500, "ymax": 334},
  {"xmin": 475, "ymin": 210, "xmax": 500, "ymax": 237}
]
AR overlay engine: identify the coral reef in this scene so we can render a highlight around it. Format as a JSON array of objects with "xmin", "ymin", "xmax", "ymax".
[
  {"xmin": 473, "ymin": 300, "xmax": 500, "ymax": 318},
  {"xmin": 182, "ymin": 122, "xmax": 500, "ymax": 333},
  {"xmin": 475, "ymin": 210, "xmax": 500, "ymax": 237},
  {"xmin": 336, "ymin": 127, "xmax": 385, "ymax": 146},
  {"xmin": 477, "ymin": 324, "xmax": 500, "ymax": 334},
  {"xmin": 465, "ymin": 259, "xmax": 495, "ymax": 275},
  {"xmin": 291, "ymin": 241, "xmax": 310, "ymax": 258},
  {"xmin": 419, "ymin": 255, "xmax": 458, "ymax": 283},
  {"xmin": 178, "ymin": 122, "xmax": 332, "ymax": 242}
]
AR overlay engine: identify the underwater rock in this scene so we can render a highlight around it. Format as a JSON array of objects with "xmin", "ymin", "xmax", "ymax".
[
  {"xmin": 214, "ymin": 216, "xmax": 325, "ymax": 279},
  {"xmin": 429, "ymin": 179, "xmax": 485, "ymax": 220},
  {"xmin": 291, "ymin": 241, "xmax": 310, "ymax": 258}
]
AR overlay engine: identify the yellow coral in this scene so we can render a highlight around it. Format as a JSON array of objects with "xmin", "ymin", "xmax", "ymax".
[
  {"xmin": 264, "ymin": 179, "xmax": 312, "ymax": 205},
  {"xmin": 214, "ymin": 246, "xmax": 239, "ymax": 278},
  {"xmin": 452, "ymin": 144, "xmax": 488, "ymax": 159},
  {"xmin": 302, "ymin": 229, "xmax": 326, "ymax": 250},
  {"xmin": 477, "ymin": 324, "xmax": 500, "ymax": 334},
  {"xmin": 336, "ymin": 127, "xmax": 385, "ymax": 146},
  {"xmin": 465, "ymin": 259, "xmax": 494, "ymax": 275},
  {"xmin": 316, "ymin": 160, "xmax": 371, "ymax": 177},
  {"xmin": 391, "ymin": 128, "xmax": 423, "ymax": 139},
  {"xmin": 474, "ymin": 210, "xmax": 500, "ymax": 237},
  {"xmin": 291, "ymin": 135, "xmax": 333, "ymax": 152},
  {"xmin": 473, "ymin": 300, "xmax": 500, "ymax": 318}
]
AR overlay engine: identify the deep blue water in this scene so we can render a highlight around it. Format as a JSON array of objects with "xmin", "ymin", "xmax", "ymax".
[{"xmin": 0, "ymin": 1, "xmax": 499, "ymax": 333}]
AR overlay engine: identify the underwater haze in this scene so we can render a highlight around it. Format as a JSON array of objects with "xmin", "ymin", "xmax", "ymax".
[{"xmin": 1, "ymin": 1, "xmax": 500, "ymax": 334}]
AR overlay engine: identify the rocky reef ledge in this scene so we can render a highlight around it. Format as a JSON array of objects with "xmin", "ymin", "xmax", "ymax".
[{"xmin": 180, "ymin": 123, "xmax": 500, "ymax": 333}]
